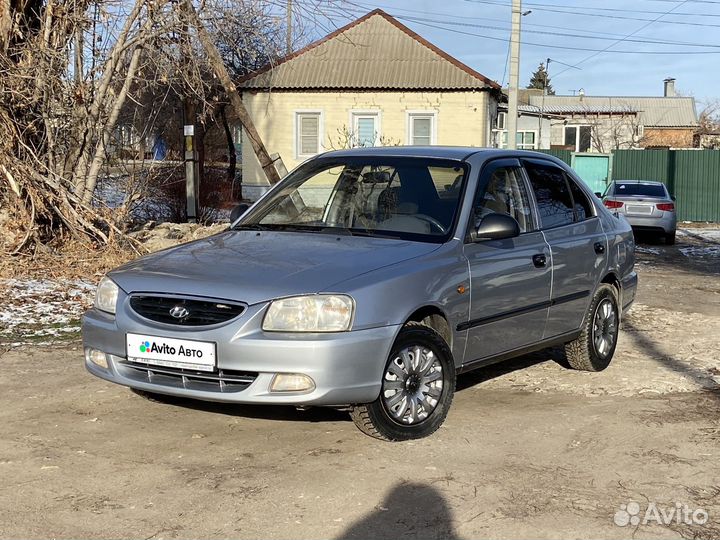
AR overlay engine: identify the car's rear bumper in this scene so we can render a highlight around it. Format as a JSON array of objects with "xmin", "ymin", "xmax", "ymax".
[
  {"xmin": 82, "ymin": 307, "xmax": 398, "ymax": 406},
  {"xmin": 624, "ymin": 214, "xmax": 676, "ymax": 235}
]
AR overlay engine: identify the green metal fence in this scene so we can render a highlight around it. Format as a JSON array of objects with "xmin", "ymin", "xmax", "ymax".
[
  {"xmin": 537, "ymin": 149, "xmax": 572, "ymax": 166},
  {"xmin": 612, "ymin": 150, "xmax": 720, "ymax": 222}
]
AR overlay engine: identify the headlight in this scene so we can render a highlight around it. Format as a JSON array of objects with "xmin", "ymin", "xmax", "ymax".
[
  {"xmin": 262, "ymin": 294, "xmax": 354, "ymax": 332},
  {"xmin": 94, "ymin": 276, "xmax": 119, "ymax": 314}
]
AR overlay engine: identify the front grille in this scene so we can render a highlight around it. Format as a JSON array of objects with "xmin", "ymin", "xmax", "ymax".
[
  {"xmin": 129, "ymin": 295, "xmax": 245, "ymax": 326},
  {"xmin": 118, "ymin": 360, "xmax": 257, "ymax": 393}
]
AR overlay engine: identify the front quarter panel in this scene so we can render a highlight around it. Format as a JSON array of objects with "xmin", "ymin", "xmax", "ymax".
[{"xmin": 328, "ymin": 240, "xmax": 470, "ymax": 365}]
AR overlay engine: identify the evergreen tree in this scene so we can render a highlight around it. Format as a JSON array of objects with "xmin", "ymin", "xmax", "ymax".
[{"xmin": 527, "ymin": 62, "xmax": 555, "ymax": 95}]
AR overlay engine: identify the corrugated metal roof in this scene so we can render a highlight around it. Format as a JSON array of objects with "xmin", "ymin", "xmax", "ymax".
[
  {"xmin": 527, "ymin": 95, "xmax": 698, "ymax": 127},
  {"xmin": 239, "ymin": 10, "xmax": 499, "ymax": 91}
]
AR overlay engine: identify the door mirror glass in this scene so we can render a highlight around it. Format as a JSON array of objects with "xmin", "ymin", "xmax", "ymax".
[
  {"xmin": 471, "ymin": 213, "xmax": 520, "ymax": 242},
  {"xmin": 230, "ymin": 203, "xmax": 251, "ymax": 222}
]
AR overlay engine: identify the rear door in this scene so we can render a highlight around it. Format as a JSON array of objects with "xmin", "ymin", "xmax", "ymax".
[
  {"xmin": 522, "ymin": 159, "xmax": 608, "ymax": 338},
  {"xmin": 462, "ymin": 159, "xmax": 552, "ymax": 362}
]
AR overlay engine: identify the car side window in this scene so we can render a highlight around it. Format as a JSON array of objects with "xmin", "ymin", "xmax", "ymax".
[
  {"xmin": 524, "ymin": 162, "xmax": 575, "ymax": 229},
  {"xmin": 472, "ymin": 166, "xmax": 533, "ymax": 233},
  {"xmin": 567, "ymin": 176, "xmax": 594, "ymax": 221}
]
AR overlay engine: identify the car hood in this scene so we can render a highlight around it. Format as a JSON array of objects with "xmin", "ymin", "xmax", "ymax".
[{"xmin": 110, "ymin": 230, "xmax": 440, "ymax": 304}]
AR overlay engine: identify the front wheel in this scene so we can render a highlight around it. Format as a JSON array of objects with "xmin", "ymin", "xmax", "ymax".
[
  {"xmin": 350, "ymin": 322, "xmax": 456, "ymax": 441},
  {"xmin": 565, "ymin": 284, "xmax": 620, "ymax": 372}
]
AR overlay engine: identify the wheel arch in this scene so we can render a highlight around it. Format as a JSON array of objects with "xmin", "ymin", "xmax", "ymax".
[
  {"xmin": 600, "ymin": 271, "xmax": 622, "ymax": 301},
  {"xmin": 404, "ymin": 305, "xmax": 453, "ymax": 350}
]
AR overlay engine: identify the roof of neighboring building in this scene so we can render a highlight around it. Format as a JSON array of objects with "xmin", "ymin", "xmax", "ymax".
[
  {"xmin": 526, "ymin": 95, "xmax": 698, "ymax": 127},
  {"xmin": 497, "ymin": 103, "xmax": 564, "ymax": 118},
  {"xmin": 238, "ymin": 9, "xmax": 499, "ymax": 91}
]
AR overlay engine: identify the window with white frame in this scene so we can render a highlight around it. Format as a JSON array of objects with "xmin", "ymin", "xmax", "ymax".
[
  {"xmin": 499, "ymin": 130, "xmax": 537, "ymax": 150},
  {"xmin": 407, "ymin": 112, "xmax": 436, "ymax": 145},
  {"xmin": 496, "ymin": 112, "xmax": 507, "ymax": 130},
  {"xmin": 564, "ymin": 125, "xmax": 592, "ymax": 152},
  {"xmin": 295, "ymin": 112, "xmax": 322, "ymax": 158},
  {"xmin": 351, "ymin": 111, "xmax": 380, "ymax": 147}
]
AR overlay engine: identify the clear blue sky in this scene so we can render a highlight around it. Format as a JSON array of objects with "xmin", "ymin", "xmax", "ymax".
[{"xmin": 315, "ymin": 0, "xmax": 720, "ymax": 107}]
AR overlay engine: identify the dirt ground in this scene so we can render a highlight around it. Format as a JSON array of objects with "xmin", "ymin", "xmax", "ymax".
[{"xmin": 1, "ymin": 229, "xmax": 719, "ymax": 539}]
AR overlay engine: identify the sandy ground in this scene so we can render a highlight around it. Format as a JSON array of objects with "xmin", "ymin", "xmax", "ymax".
[{"xmin": 0, "ymin": 228, "xmax": 719, "ymax": 539}]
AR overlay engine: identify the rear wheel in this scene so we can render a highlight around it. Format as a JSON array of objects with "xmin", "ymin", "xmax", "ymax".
[
  {"xmin": 565, "ymin": 284, "xmax": 620, "ymax": 372},
  {"xmin": 350, "ymin": 322, "xmax": 455, "ymax": 441},
  {"xmin": 665, "ymin": 231, "xmax": 676, "ymax": 245}
]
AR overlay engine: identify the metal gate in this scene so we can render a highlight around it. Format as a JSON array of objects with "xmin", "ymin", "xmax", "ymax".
[{"xmin": 571, "ymin": 153, "xmax": 612, "ymax": 194}]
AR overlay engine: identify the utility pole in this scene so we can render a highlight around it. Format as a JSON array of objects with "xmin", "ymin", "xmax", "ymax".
[
  {"xmin": 507, "ymin": 0, "xmax": 522, "ymax": 150},
  {"xmin": 180, "ymin": 2, "xmax": 198, "ymax": 223},
  {"xmin": 539, "ymin": 57, "xmax": 550, "ymax": 149},
  {"xmin": 286, "ymin": 0, "xmax": 293, "ymax": 54}
]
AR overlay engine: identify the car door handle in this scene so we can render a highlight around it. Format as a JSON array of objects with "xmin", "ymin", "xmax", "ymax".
[
  {"xmin": 594, "ymin": 242, "xmax": 606, "ymax": 255},
  {"xmin": 532, "ymin": 254, "xmax": 547, "ymax": 268}
]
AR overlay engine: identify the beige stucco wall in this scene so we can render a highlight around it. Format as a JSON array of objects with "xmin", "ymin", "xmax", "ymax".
[{"xmin": 240, "ymin": 90, "xmax": 494, "ymax": 192}]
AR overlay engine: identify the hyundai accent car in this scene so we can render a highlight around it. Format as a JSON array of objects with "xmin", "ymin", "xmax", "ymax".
[
  {"xmin": 83, "ymin": 147, "xmax": 637, "ymax": 441},
  {"xmin": 601, "ymin": 180, "xmax": 677, "ymax": 244}
]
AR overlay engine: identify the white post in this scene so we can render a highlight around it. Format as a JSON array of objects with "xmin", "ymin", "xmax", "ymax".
[{"xmin": 507, "ymin": 0, "xmax": 522, "ymax": 150}]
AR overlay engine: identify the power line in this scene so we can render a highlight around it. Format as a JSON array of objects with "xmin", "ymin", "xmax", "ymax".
[
  {"xmin": 395, "ymin": 15, "xmax": 720, "ymax": 54},
  {"xmin": 553, "ymin": 0, "xmax": 692, "ymax": 78},
  {"xmin": 464, "ymin": 0, "xmax": 720, "ymax": 29},
  {"xmin": 394, "ymin": 13, "xmax": 720, "ymax": 49},
  {"xmin": 339, "ymin": 0, "xmax": 720, "ymax": 45}
]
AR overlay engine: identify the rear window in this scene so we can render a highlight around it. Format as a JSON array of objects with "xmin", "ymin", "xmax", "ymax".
[{"xmin": 612, "ymin": 183, "xmax": 666, "ymax": 197}]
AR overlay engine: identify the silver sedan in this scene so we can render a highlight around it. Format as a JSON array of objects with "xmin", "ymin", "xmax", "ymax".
[
  {"xmin": 602, "ymin": 180, "xmax": 677, "ymax": 244},
  {"xmin": 83, "ymin": 147, "xmax": 637, "ymax": 440}
]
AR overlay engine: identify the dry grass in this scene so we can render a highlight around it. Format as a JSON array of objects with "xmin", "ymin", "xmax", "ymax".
[{"xmin": 0, "ymin": 240, "xmax": 142, "ymax": 281}]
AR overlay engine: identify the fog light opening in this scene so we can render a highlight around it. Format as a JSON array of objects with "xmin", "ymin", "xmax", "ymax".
[
  {"xmin": 86, "ymin": 348, "xmax": 109, "ymax": 369},
  {"xmin": 270, "ymin": 373, "xmax": 315, "ymax": 393}
]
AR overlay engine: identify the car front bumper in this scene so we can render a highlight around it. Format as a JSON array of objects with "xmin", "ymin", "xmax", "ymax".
[{"xmin": 82, "ymin": 305, "xmax": 399, "ymax": 406}]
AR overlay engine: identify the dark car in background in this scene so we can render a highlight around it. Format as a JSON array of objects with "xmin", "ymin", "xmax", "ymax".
[{"xmin": 602, "ymin": 180, "xmax": 677, "ymax": 244}]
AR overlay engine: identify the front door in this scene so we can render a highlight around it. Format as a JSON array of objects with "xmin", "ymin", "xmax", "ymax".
[{"xmin": 462, "ymin": 159, "xmax": 552, "ymax": 363}]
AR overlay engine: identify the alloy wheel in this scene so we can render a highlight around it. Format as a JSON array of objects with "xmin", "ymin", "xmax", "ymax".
[{"xmin": 592, "ymin": 298, "xmax": 618, "ymax": 359}]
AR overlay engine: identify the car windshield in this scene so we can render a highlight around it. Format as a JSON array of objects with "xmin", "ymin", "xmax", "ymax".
[
  {"xmin": 611, "ymin": 182, "xmax": 667, "ymax": 197},
  {"xmin": 234, "ymin": 157, "xmax": 468, "ymax": 242}
]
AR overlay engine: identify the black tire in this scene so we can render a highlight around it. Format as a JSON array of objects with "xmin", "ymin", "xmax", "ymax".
[
  {"xmin": 665, "ymin": 232, "xmax": 676, "ymax": 245},
  {"xmin": 350, "ymin": 321, "xmax": 456, "ymax": 441},
  {"xmin": 565, "ymin": 284, "xmax": 620, "ymax": 372}
]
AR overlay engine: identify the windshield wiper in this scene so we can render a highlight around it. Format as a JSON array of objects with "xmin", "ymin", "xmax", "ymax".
[{"xmin": 231, "ymin": 223, "xmax": 271, "ymax": 231}]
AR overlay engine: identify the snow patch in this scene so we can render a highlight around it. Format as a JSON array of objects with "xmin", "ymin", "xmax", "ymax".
[{"xmin": 0, "ymin": 279, "xmax": 96, "ymax": 342}]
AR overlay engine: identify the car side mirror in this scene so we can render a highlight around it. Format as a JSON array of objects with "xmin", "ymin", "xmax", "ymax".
[
  {"xmin": 594, "ymin": 192, "xmax": 603, "ymax": 198},
  {"xmin": 471, "ymin": 213, "xmax": 520, "ymax": 242},
  {"xmin": 671, "ymin": 195, "xmax": 676, "ymax": 201},
  {"xmin": 230, "ymin": 203, "xmax": 251, "ymax": 222}
]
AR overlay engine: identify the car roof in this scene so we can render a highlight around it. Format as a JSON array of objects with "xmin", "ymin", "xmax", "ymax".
[{"xmin": 316, "ymin": 146, "xmax": 564, "ymax": 162}]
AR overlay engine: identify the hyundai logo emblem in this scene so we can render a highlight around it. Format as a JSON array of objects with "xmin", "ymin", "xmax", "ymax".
[{"xmin": 169, "ymin": 305, "xmax": 190, "ymax": 320}]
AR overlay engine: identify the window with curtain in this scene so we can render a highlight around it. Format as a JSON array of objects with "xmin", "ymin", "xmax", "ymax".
[
  {"xmin": 408, "ymin": 114, "xmax": 435, "ymax": 145},
  {"xmin": 352, "ymin": 112, "xmax": 380, "ymax": 147},
  {"xmin": 296, "ymin": 112, "xmax": 321, "ymax": 157}
]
